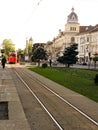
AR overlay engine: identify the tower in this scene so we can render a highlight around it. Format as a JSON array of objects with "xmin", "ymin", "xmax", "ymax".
[
  {"xmin": 65, "ymin": 7, "xmax": 80, "ymax": 33},
  {"xmin": 25, "ymin": 37, "xmax": 29, "ymax": 61},
  {"xmin": 26, "ymin": 37, "xmax": 28, "ymax": 55}
]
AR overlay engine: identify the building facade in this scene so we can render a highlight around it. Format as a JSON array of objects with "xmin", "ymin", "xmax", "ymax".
[
  {"xmin": 45, "ymin": 8, "xmax": 98, "ymax": 65},
  {"xmin": 75, "ymin": 25, "xmax": 98, "ymax": 64},
  {"xmin": 46, "ymin": 7, "xmax": 80, "ymax": 60}
]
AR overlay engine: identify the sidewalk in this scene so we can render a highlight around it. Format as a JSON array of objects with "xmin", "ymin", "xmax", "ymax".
[{"xmin": 0, "ymin": 66, "xmax": 31, "ymax": 130}]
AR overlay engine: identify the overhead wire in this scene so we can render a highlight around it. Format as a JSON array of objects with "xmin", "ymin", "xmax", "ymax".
[
  {"xmin": 32, "ymin": 0, "xmax": 43, "ymax": 14},
  {"xmin": 25, "ymin": 0, "xmax": 43, "ymax": 23}
]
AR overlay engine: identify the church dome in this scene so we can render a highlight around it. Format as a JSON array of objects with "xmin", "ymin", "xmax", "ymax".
[{"xmin": 67, "ymin": 7, "xmax": 78, "ymax": 24}]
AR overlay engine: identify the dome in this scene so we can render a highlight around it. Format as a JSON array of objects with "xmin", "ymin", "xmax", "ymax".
[{"xmin": 67, "ymin": 8, "xmax": 78, "ymax": 24}]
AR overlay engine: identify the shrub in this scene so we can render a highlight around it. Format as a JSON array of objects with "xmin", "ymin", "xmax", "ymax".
[
  {"xmin": 94, "ymin": 74, "xmax": 98, "ymax": 85},
  {"xmin": 42, "ymin": 63, "xmax": 48, "ymax": 68}
]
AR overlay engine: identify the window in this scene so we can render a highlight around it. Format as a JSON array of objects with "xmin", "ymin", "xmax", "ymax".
[
  {"xmin": 71, "ymin": 37, "xmax": 75, "ymax": 42},
  {"xmin": 87, "ymin": 37, "xmax": 89, "ymax": 42},
  {"xmin": 80, "ymin": 37, "xmax": 85, "ymax": 44},
  {"xmin": 70, "ymin": 27, "xmax": 76, "ymax": 31}
]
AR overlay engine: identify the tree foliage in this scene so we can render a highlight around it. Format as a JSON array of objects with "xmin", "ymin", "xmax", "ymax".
[
  {"xmin": 32, "ymin": 47, "xmax": 48, "ymax": 66},
  {"xmin": 93, "ymin": 55, "xmax": 98, "ymax": 69},
  {"xmin": 93, "ymin": 56, "xmax": 98, "ymax": 62},
  {"xmin": 32, "ymin": 47, "xmax": 47, "ymax": 61},
  {"xmin": 25, "ymin": 42, "xmax": 33, "ymax": 57},
  {"xmin": 57, "ymin": 43, "xmax": 78, "ymax": 67},
  {"xmin": 17, "ymin": 48, "xmax": 25, "ymax": 62},
  {"xmin": 2, "ymin": 39, "xmax": 15, "ymax": 57},
  {"xmin": 28, "ymin": 43, "xmax": 33, "ymax": 56}
]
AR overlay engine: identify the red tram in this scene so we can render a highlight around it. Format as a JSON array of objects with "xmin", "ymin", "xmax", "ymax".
[{"xmin": 8, "ymin": 52, "xmax": 17, "ymax": 64}]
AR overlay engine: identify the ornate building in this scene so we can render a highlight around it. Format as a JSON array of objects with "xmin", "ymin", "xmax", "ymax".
[
  {"xmin": 45, "ymin": 8, "xmax": 98, "ymax": 65},
  {"xmin": 45, "ymin": 7, "xmax": 80, "ymax": 60}
]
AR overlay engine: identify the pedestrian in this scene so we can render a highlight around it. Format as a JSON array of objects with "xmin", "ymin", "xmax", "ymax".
[
  {"xmin": 49, "ymin": 59, "xmax": 52, "ymax": 67},
  {"xmin": 1, "ymin": 56, "xmax": 7, "ymax": 69}
]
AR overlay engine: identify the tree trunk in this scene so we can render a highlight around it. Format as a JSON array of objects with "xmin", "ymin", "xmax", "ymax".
[
  {"xmin": 68, "ymin": 64, "xmax": 70, "ymax": 68},
  {"xmin": 94, "ymin": 61, "xmax": 96, "ymax": 69},
  {"xmin": 38, "ymin": 61, "xmax": 40, "ymax": 67}
]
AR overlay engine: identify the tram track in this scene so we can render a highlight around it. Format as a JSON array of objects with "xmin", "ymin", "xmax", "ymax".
[{"xmin": 12, "ymin": 67, "xmax": 98, "ymax": 130}]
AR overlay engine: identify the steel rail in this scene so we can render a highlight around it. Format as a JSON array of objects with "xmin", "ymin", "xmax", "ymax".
[
  {"xmin": 15, "ymin": 68, "xmax": 98, "ymax": 126},
  {"xmin": 15, "ymin": 70, "xmax": 64, "ymax": 130}
]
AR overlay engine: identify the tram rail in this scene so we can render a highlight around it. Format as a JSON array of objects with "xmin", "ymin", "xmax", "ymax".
[{"xmin": 13, "ymin": 67, "xmax": 98, "ymax": 130}]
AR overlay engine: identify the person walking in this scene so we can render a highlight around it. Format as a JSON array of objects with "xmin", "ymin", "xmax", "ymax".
[
  {"xmin": 1, "ymin": 56, "xmax": 7, "ymax": 69},
  {"xmin": 49, "ymin": 59, "xmax": 52, "ymax": 67}
]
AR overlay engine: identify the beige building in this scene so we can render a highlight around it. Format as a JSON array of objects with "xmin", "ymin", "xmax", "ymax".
[
  {"xmin": 75, "ymin": 25, "xmax": 98, "ymax": 64},
  {"xmin": 45, "ymin": 8, "xmax": 98, "ymax": 64},
  {"xmin": 46, "ymin": 7, "xmax": 80, "ymax": 60}
]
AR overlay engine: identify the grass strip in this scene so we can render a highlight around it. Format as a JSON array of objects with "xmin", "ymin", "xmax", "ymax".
[{"xmin": 28, "ymin": 67, "xmax": 98, "ymax": 103}]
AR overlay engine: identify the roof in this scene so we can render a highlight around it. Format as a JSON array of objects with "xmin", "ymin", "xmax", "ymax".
[
  {"xmin": 67, "ymin": 7, "xmax": 78, "ymax": 24},
  {"xmin": 79, "ymin": 25, "xmax": 94, "ymax": 33}
]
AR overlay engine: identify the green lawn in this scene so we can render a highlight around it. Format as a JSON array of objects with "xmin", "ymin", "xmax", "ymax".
[{"xmin": 28, "ymin": 67, "xmax": 98, "ymax": 103}]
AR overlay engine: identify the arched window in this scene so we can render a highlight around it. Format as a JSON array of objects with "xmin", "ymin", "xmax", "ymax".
[{"xmin": 71, "ymin": 37, "xmax": 75, "ymax": 42}]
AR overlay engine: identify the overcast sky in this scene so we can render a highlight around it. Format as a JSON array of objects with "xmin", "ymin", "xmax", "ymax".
[{"xmin": 0, "ymin": 0, "xmax": 98, "ymax": 49}]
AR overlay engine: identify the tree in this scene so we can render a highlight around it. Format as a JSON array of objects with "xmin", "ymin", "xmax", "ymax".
[
  {"xmin": 57, "ymin": 43, "xmax": 78, "ymax": 68},
  {"xmin": 17, "ymin": 48, "xmax": 25, "ymax": 62},
  {"xmin": 32, "ymin": 47, "xmax": 48, "ymax": 66},
  {"xmin": 93, "ymin": 56, "xmax": 98, "ymax": 69},
  {"xmin": 2, "ymin": 39, "xmax": 15, "ymax": 57},
  {"xmin": 28, "ymin": 43, "xmax": 33, "ymax": 57}
]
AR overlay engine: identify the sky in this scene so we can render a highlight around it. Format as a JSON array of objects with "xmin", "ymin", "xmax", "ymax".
[{"xmin": 0, "ymin": 0, "xmax": 98, "ymax": 49}]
